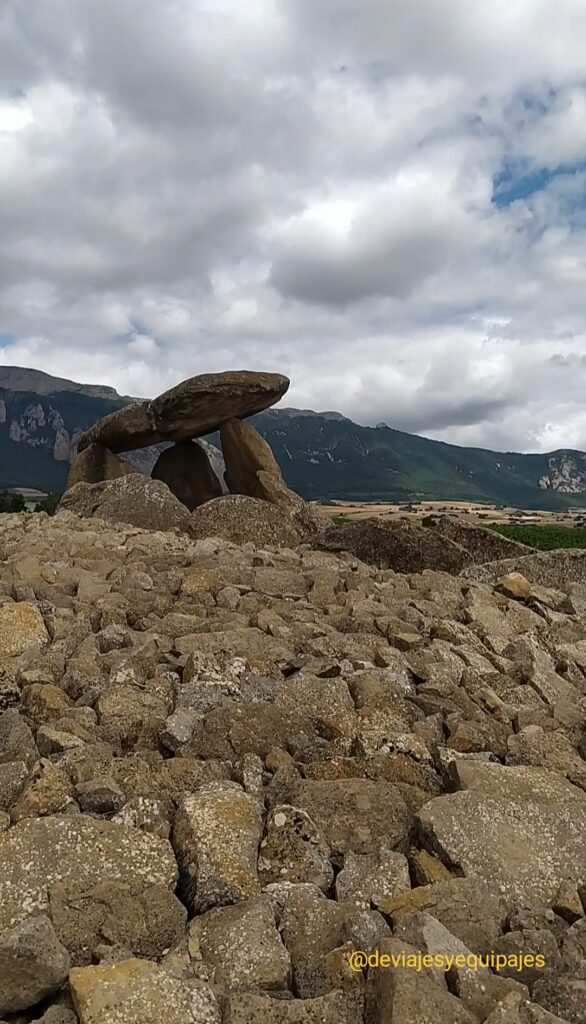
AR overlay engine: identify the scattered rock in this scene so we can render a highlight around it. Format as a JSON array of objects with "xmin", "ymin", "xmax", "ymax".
[
  {"xmin": 188, "ymin": 895, "xmax": 291, "ymax": 991},
  {"xmin": 59, "ymin": 475, "xmax": 194, "ymax": 533},
  {"xmin": 0, "ymin": 914, "xmax": 70, "ymax": 1015},
  {"xmin": 190, "ymin": 494, "xmax": 301, "ymax": 547},
  {"xmin": 173, "ymin": 781, "xmax": 263, "ymax": 913},
  {"xmin": 0, "ymin": 601, "xmax": 49, "ymax": 659},
  {"xmin": 69, "ymin": 958, "xmax": 220, "ymax": 1024},
  {"xmin": 0, "ymin": 815, "xmax": 177, "ymax": 936}
]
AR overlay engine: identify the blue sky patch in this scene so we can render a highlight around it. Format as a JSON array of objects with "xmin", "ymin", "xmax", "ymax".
[{"xmin": 0, "ymin": 334, "xmax": 14, "ymax": 349}]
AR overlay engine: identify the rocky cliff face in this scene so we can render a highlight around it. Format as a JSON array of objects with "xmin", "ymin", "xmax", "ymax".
[
  {"xmin": 7, "ymin": 401, "xmax": 81, "ymax": 462},
  {"xmin": 539, "ymin": 453, "xmax": 586, "ymax": 494}
]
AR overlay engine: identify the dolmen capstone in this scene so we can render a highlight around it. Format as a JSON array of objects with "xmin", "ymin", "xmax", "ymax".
[{"xmin": 63, "ymin": 370, "xmax": 327, "ymax": 544}]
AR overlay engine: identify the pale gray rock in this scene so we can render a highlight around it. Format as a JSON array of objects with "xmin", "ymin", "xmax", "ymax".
[{"xmin": 0, "ymin": 915, "xmax": 70, "ymax": 1015}]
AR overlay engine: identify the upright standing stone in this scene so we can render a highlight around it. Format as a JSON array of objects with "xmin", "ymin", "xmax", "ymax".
[
  {"xmin": 220, "ymin": 418, "xmax": 282, "ymax": 497},
  {"xmin": 67, "ymin": 443, "xmax": 139, "ymax": 488},
  {"xmin": 151, "ymin": 440, "xmax": 222, "ymax": 510}
]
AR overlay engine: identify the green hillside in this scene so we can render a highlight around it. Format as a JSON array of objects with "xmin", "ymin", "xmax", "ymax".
[
  {"xmin": 1, "ymin": 377, "xmax": 586, "ymax": 509},
  {"xmin": 250, "ymin": 412, "xmax": 586, "ymax": 510}
]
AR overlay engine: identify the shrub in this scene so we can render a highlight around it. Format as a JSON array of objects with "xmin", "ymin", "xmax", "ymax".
[{"xmin": 0, "ymin": 490, "xmax": 26, "ymax": 513}]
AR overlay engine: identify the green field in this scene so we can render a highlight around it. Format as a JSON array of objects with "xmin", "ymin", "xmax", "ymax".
[{"xmin": 489, "ymin": 523, "xmax": 586, "ymax": 550}]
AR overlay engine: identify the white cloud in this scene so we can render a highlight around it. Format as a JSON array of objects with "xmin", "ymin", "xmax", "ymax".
[{"xmin": 1, "ymin": 0, "xmax": 586, "ymax": 451}]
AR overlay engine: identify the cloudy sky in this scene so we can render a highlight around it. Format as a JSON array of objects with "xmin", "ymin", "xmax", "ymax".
[{"xmin": 1, "ymin": 1, "xmax": 586, "ymax": 453}]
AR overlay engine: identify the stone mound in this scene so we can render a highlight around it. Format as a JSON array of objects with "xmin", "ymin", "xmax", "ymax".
[
  {"xmin": 190, "ymin": 494, "xmax": 302, "ymax": 547},
  {"xmin": 320, "ymin": 519, "xmax": 473, "ymax": 573},
  {"xmin": 1, "ymin": 510, "xmax": 585, "ymax": 1022},
  {"xmin": 462, "ymin": 548, "xmax": 586, "ymax": 588},
  {"xmin": 59, "ymin": 475, "xmax": 193, "ymax": 534},
  {"xmin": 435, "ymin": 517, "xmax": 534, "ymax": 560}
]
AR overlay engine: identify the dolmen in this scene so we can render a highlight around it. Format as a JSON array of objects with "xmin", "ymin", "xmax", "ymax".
[{"xmin": 61, "ymin": 370, "xmax": 326, "ymax": 544}]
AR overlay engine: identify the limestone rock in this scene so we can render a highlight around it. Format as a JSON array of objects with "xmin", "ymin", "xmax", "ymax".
[
  {"xmin": 0, "ymin": 601, "xmax": 49, "ymax": 659},
  {"xmin": 190, "ymin": 494, "xmax": 302, "ymax": 547},
  {"xmin": 50, "ymin": 880, "xmax": 187, "ymax": 965},
  {"xmin": 151, "ymin": 440, "xmax": 222, "ymax": 510},
  {"xmin": 482, "ymin": 991, "xmax": 574, "ymax": 1022},
  {"xmin": 289, "ymin": 778, "xmax": 413, "ymax": 856},
  {"xmin": 0, "ymin": 914, "xmax": 70, "ymax": 1015},
  {"xmin": 77, "ymin": 370, "xmax": 289, "ymax": 453},
  {"xmin": 187, "ymin": 896, "xmax": 291, "ymax": 991},
  {"xmin": 497, "ymin": 572, "xmax": 532, "ymax": 600},
  {"xmin": 59, "ymin": 475, "xmax": 193, "ymax": 534},
  {"xmin": 320, "ymin": 520, "xmax": 472, "ymax": 573},
  {"xmin": 69, "ymin": 958, "xmax": 220, "ymax": 1024},
  {"xmin": 364, "ymin": 936, "xmax": 477, "ymax": 1024},
  {"xmin": 225, "ymin": 990, "xmax": 358, "ymax": 1023},
  {"xmin": 221, "ymin": 417, "xmax": 282, "ymax": 496},
  {"xmin": 0, "ymin": 760, "xmax": 28, "ymax": 812},
  {"xmin": 258, "ymin": 804, "xmax": 333, "ymax": 891},
  {"xmin": 67, "ymin": 443, "xmax": 139, "ymax": 489},
  {"xmin": 380, "ymin": 876, "xmax": 507, "ymax": 953},
  {"xmin": 173, "ymin": 781, "xmax": 263, "ymax": 913},
  {"xmin": 335, "ymin": 844, "xmax": 411, "ymax": 908},
  {"xmin": 0, "ymin": 815, "xmax": 177, "ymax": 936},
  {"xmin": 417, "ymin": 762, "xmax": 586, "ymax": 905}
]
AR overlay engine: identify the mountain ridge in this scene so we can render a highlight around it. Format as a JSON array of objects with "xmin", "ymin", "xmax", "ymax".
[{"xmin": 1, "ymin": 365, "xmax": 586, "ymax": 509}]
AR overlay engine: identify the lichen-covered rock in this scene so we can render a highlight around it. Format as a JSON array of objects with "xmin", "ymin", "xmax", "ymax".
[
  {"xmin": 0, "ymin": 914, "xmax": 70, "ymax": 1015},
  {"xmin": 188, "ymin": 896, "xmax": 291, "ymax": 991},
  {"xmin": 289, "ymin": 778, "xmax": 413, "ymax": 856},
  {"xmin": 417, "ymin": 763, "xmax": 586, "ymax": 905},
  {"xmin": 50, "ymin": 880, "xmax": 187, "ymax": 965},
  {"xmin": 190, "ymin": 494, "xmax": 302, "ymax": 547},
  {"xmin": 258, "ymin": 805, "xmax": 333, "ymax": 891},
  {"xmin": 173, "ymin": 781, "xmax": 263, "ymax": 913},
  {"xmin": 59, "ymin": 475, "xmax": 194, "ymax": 533},
  {"xmin": 69, "ymin": 958, "xmax": 220, "ymax": 1024},
  {"xmin": 0, "ymin": 815, "xmax": 178, "ymax": 936},
  {"xmin": 76, "ymin": 370, "xmax": 289, "ymax": 452},
  {"xmin": 0, "ymin": 601, "xmax": 49, "ymax": 659}
]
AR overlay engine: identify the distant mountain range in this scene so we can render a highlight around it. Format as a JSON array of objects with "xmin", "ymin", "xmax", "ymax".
[{"xmin": 1, "ymin": 365, "xmax": 586, "ymax": 509}]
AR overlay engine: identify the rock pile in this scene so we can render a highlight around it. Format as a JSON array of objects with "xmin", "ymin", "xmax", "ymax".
[
  {"xmin": 63, "ymin": 369, "xmax": 327, "ymax": 545},
  {"xmin": 0, "ymin": 508, "xmax": 585, "ymax": 1022}
]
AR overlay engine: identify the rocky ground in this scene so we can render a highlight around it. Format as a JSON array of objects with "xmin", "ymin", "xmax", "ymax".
[{"xmin": 0, "ymin": 509, "xmax": 585, "ymax": 1023}]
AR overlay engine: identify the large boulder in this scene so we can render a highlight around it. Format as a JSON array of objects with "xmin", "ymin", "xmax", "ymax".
[
  {"xmin": 67, "ymin": 443, "xmax": 139, "ymax": 489},
  {"xmin": 0, "ymin": 815, "xmax": 177, "ymax": 937},
  {"xmin": 461, "ymin": 548, "xmax": 586, "ymax": 588},
  {"xmin": 417, "ymin": 762, "xmax": 586, "ymax": 906},
  {"xmin": 151, "ymin": 440, "xmax": 222, "ymax": 510},
  {"xmin": 0, "ymin": 914, "xmax": 70, "ymax": 1015},
  {"xmin": 320, "ymin": 520, "xmax": 472, "ymax": 573},
  {"xmin": 58, "ymin": 475, "xmax": 193, "ymax": 533},
  {"xmin": 76, "ymin": 370, "xmax": 289, "ymax": 453},
  {"xmin": 190, "ymin": 495, "xmax": 302, "ymax": 547},
  {"xmin": 435, "ymin": 518, "xmax": 533, "ymax": 561},
  {"xmin": 221, "ymin": 417, "xmax": 282, "ymax": 497}
]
